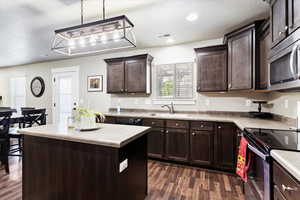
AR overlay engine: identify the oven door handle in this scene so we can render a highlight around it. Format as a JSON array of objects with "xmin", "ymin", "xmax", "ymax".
[
  {"xmin": 248, "ymin": 144, "xmax": 267, "ymax": 161},
  {"xmin": 290, "ymin": 41, "xmax": 300, "ymax": 79}
]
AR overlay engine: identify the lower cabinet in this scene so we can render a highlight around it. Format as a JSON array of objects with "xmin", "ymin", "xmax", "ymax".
[
  {"xmin": 215, "ymin": 123, "xmax": 237, "ymax": 171},
  {"xmin": 190, "ymin": 130, "xmax": 214, "ymax": 166},
  {"xmin": 147, "ymin": 127, "xmax": 164, "ymax": 159},
  {"xmin": 107, "ymin": 116, "xmax": 238, "ymax": 172},
  {"xmin": 165, "ymin": 128, "xmax": 189, "ymax": 162}
]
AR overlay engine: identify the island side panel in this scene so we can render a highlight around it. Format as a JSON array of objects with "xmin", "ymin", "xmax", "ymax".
[
  {"xmin": 23, "ymin": 135, "xmax": 119, "ymax": 200},
  {"xmin": 117, "ymin": 134, "xmax": 148, "ymax": 200}
]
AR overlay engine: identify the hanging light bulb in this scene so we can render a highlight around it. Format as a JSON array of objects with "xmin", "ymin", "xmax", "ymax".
[
  {"xmin": 101, "ymin": 35, "xmax": 107, "ymax": 44},
  {"xmin": 79, "ymin": 37, "xmax": 86, "ymax": 47},
  {"xmin": 113, "ymin": 32, "xmax": 120, "ymax": 42},
  {"xmin": 68, "ymin": 39, "xmax": 76, "ymax": 47}
]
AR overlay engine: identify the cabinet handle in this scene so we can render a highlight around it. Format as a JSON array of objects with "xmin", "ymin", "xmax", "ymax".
[
  {"xmin": 151, "ymin": 122, "xmax": 155, "ymax": 125},
  {"xmin": 279, "ymin": 26, "xmax": 288, "ymax": 36},
  {"xmin": 218, "ymin": 126, "xmax": 221, "ymax": 129},
  {"xmin": 282, "ymin": 184, "xmax": 298, "ymax": 192},
  {"xmin": 228, "ymin": 83, "xmax": 231, "ymax": 89},
  {"xmin": 192, "ymin": 132, "xmax": 196, "ymax": 136},
  {"xmin": 166, "ymin": 130, "xmax": 169, "ymax": 134},
  {"xmin": 160, "ymin": 130, "xmax": 164, "ymax": 133},
  {"xmin": 200, "ymin": 125, "xmax": 204, "ymax": 128},
  {"xmin": 175, "ymin": 123, "xmax": 179, "ymax": 126},
  {"xmin": 120, "ymin": 89, "xmax": 124, "ymax": 92}
]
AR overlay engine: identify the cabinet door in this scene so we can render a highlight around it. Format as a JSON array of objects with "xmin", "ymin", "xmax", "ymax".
[
  {"xmin": 165, "ymin": 128, "xmax": 188, "ymax": 162},
  {"xmin": 228, "ymin": 29, "xmax": 254, "ymax": 90},
  {"xmin": 288, "ymin": 0, "xmax": 300, "ymax": 34},
  {"xmin": 196, "ymin": 46, "xmax": 227, "ymax": 92},
  {"xmin": 125, "ymin": 59, "xmax": 147, "ymax": 93},
  {"xmin": 190, "ymin": 130, "xmax": 214, "ymax": 166},
  {"xmin": 271, "ymin": 0, "xmax": 288, "ymax": 46},
  {"xmin": 107, "ymin": 61, "xmax": 125, "ymax": 93},
  {"xmin": 258, "ymin": 23, "xmax": 272, "ymax": 89},
  {"xmin": 148, "ymin": 128, "xmax": 165, "ymax": 159},
  {"xmin": 274, "ymin": 186, "xmax": 287, "ymax": 200},
  {"xmin": 215, "ymin": 123, "xmax": 237, "ymax": 171}
]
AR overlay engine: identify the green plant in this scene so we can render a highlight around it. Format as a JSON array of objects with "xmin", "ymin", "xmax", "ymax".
[{"xmin": 74, "ymin": 107, "xmax": 106, "ymax": 123}]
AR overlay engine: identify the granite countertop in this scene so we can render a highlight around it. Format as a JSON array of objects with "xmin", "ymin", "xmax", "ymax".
[
  {"xmin": 271, "ymin": 150, "xmax": 300, "ymax": 182},
  {"xmin": 18, "ymin": 123, "xmax": 151, "ymax": 148},
  {"xmin": 104, "ymin": 112, "xmax": 295, "ymax": 131}
]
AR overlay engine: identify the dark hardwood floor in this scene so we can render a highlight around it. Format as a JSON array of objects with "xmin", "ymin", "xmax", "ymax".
[{"xmin": 0, "ymin": 159, "xmax": 244, "ymax": 200}]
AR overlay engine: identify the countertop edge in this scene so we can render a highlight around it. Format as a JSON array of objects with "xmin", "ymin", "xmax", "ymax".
[
  {"xmin": 271, "ymin": 150, "xmax": 300, "ymax": 182},
  {"xmin": 19, "ymin": 126, "xmax": 152, "ymax": 148}
]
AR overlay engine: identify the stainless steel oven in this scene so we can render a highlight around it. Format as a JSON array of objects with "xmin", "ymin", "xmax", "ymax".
[
  {"xmin": 269, "ymin": 40, "xmax": 300, "ymax": 91},
  {"xmin": 244, "ymin": 143, "xmax": 271, "ymax": 200}
]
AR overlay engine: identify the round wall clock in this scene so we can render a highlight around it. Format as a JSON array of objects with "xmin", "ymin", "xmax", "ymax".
[{"xmin": 31, "ymin": 77, "xmax": 45, "ymax": 97}]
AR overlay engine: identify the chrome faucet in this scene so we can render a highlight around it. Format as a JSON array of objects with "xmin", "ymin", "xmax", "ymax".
[{"xmin": 161, "ymin": 102, "xmax": 175, "ymax": 114}]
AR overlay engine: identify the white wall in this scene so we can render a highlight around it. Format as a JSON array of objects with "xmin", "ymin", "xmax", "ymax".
[{"xmin": 0, "ymin": 38, "xmax": 298, "ymax": 122}]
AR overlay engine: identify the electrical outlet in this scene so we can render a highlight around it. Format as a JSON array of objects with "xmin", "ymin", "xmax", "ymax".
[
  {"xmin": 246, "ymin": 100, "xmax": 251, "ymax": 107},
  {"xmin": 119, "ymin": 159, "xmax": 128, "ymax": 173},
  {"xmin": 284, "ymin": 99, "xmax": 289, "ymax": 109},
  {"xmin": 205, "ymin": 99, "xmax": 210, "ymax": 106}
]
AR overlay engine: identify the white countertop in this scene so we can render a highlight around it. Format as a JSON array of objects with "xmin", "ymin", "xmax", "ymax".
[
  {"xmin": 271, "ymin": 150, "xmax": 300, "ymax": 182},
  {"xmin": 104, "ymin": 112, "xmax": 295, "ymax": 131},
  {"xmin": 18, "ymin": 123, "xmax": 151, "ymax": 148}
]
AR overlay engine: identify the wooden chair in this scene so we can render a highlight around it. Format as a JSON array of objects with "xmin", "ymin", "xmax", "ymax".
[
  {"xmin": 22, "ymin": 108, "xmax": 46, "ymax": 128},
  {"xmin": 0, "ymin": 111, "xmax": 12, "ymax": 173},
  {"xmin": 21, "ymin": 107, "xmax": 35, "ymax": 112}
]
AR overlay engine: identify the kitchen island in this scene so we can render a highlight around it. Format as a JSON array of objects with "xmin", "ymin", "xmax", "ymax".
[{"xmin": 19, "ymin": 123, "xmax": 151, "ymax": 200}]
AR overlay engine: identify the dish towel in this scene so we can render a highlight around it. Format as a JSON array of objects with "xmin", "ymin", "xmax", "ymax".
[{"xmin": 236, "ymin": 137, "xmax": 252, "ymax": 182}]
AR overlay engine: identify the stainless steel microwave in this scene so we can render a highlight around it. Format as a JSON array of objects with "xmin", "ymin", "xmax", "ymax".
[{"xmin": 269, "ymin": 40, "xmax": 300, "ymax": 91}]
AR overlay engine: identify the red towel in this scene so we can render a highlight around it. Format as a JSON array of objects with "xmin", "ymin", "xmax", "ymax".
[{"xmin": 236, "ymin": 137, "xmax": 252, "ymax": 182}]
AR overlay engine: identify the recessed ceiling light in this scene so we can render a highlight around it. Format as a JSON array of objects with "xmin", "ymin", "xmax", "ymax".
[
  {"xmin": 166, "ymin": 38, "xmax": 174, "ymax": 43},
  {"xmin": 186, "ymin": 13, "xmax": 198, "ymax": 22}
]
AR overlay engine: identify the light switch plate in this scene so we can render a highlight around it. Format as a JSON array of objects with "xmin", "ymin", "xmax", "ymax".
[{"xmin": 119, "ymin": 159, "xmax": 128, "ymax": 173}]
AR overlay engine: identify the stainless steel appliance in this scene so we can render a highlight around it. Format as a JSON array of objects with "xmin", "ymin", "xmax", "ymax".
[
  {"xmin": 243, "ymin": 128, "xmax": 300, "ymax": 200},
  {"xmin": 269, "ymin": 40, "xmax": 300, "ymax": 91}
]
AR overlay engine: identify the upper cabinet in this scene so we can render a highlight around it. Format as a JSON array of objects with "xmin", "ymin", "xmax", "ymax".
[
  {"xmin": 270, "ymin": 0, "xmax": 300, "ymax": 48},
  {"xmin": 271, "ymin": 0, "xmax": 288, "ymax": 47},
  {"xmin": 195, "ymin": 45, "xmax": 228, "ymax": 92},
  {"xmin": 288, "ymin": 0, "xmax": 300, "ymax": 34},
  {"xmin": 224, "ymin": 21, "xmax": 264, "ymax": 91},
  {"xmin": 105, "ymin": 54, "xmax": 153, "ymax": 94}
]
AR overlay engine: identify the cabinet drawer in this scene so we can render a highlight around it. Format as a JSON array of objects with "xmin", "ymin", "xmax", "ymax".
[
  {"xmin": 166, "ymin": 120, "xmax": 189, "ymax": 129},
  {"xmin": 273, "ymin": 162, "xmax": 300, "ymax": 200},
  {"xmin": 143, "ymin": 118, "xmax": 164, "ymax": 127},
  {"xmin": 190, "ymin": 121, "xmax": 214, "ymax": 131}
]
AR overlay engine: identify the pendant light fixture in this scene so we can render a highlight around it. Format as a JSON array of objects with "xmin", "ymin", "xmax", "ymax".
[{"xmin": 52, "ymin": 0, "xmax": 136, "ymax": 56}]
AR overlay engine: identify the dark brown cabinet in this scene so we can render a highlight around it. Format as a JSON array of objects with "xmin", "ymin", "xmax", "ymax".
[
  {"xmin": 165, "ymin": 128, "xmax": 189, "ymax": 162},
  {"xmin": 190, "ymin": 130, "xmax": 214, "ymax": 166},
  {"xmin": 143, "ymin": 118, "xmax": 165, "ymax": 158},
  {"xmin": 257, "ymin": 21, "xmax": 272, "ymax": 89},
  {"xmin": 106, "ymin": 60, "xmax": 125, "ymax": 93},
  {"xmin": 105, "ymin": 54, "xmax": 153, "ymax": 94},
  {"xmin": 288, "ymin": 0, "xmax": 300, "ymax": 34},
  {"xmin": 147, "ymin": 128, "xmax": 165, "ymax": 159},
  {"xmin": 225, "ymin": 21, "xmax": 264, "ymax": 91},
  {"xmin": 215, "ymin": 123, "xmax": 237, "ymax": 171},
  {"xmin": 226, "ymin": 27, "xmax": 254, "ymax": 90},
  {"xmin": 273, "ymin": 161, "xmax": 300, "ymax": 200},
  {"xmin": 195, "ymin": 45, "xmax": 228, "ymax": 92},
  {"xmin": 271, "ymin": 0, "xmax": 288, "ymax": 47}
]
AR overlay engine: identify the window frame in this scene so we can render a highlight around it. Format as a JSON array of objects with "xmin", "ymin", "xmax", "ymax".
[{"xmin": 155, "ymin": 62, "xmax": 195, "ymax": 101}]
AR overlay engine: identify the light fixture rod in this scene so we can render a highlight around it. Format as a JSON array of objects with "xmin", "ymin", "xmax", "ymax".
[
  {"xmin": 81, "ymin": 0, "xmax": 84, "ymax": 25},
  {"xmin": 102, "ymin": 0, "xmax": 106, "ymax": 20}
]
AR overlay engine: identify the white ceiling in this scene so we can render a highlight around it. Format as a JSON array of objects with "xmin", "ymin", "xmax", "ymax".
[{"xmin": 0, "ymin": 0, "xmax": 269, "ymax": 67}]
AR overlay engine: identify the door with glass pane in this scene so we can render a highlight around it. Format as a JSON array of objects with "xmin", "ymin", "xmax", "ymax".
[{"xmin": 52, "ymin": 69, "xmax": 79, "ymax": 124}]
